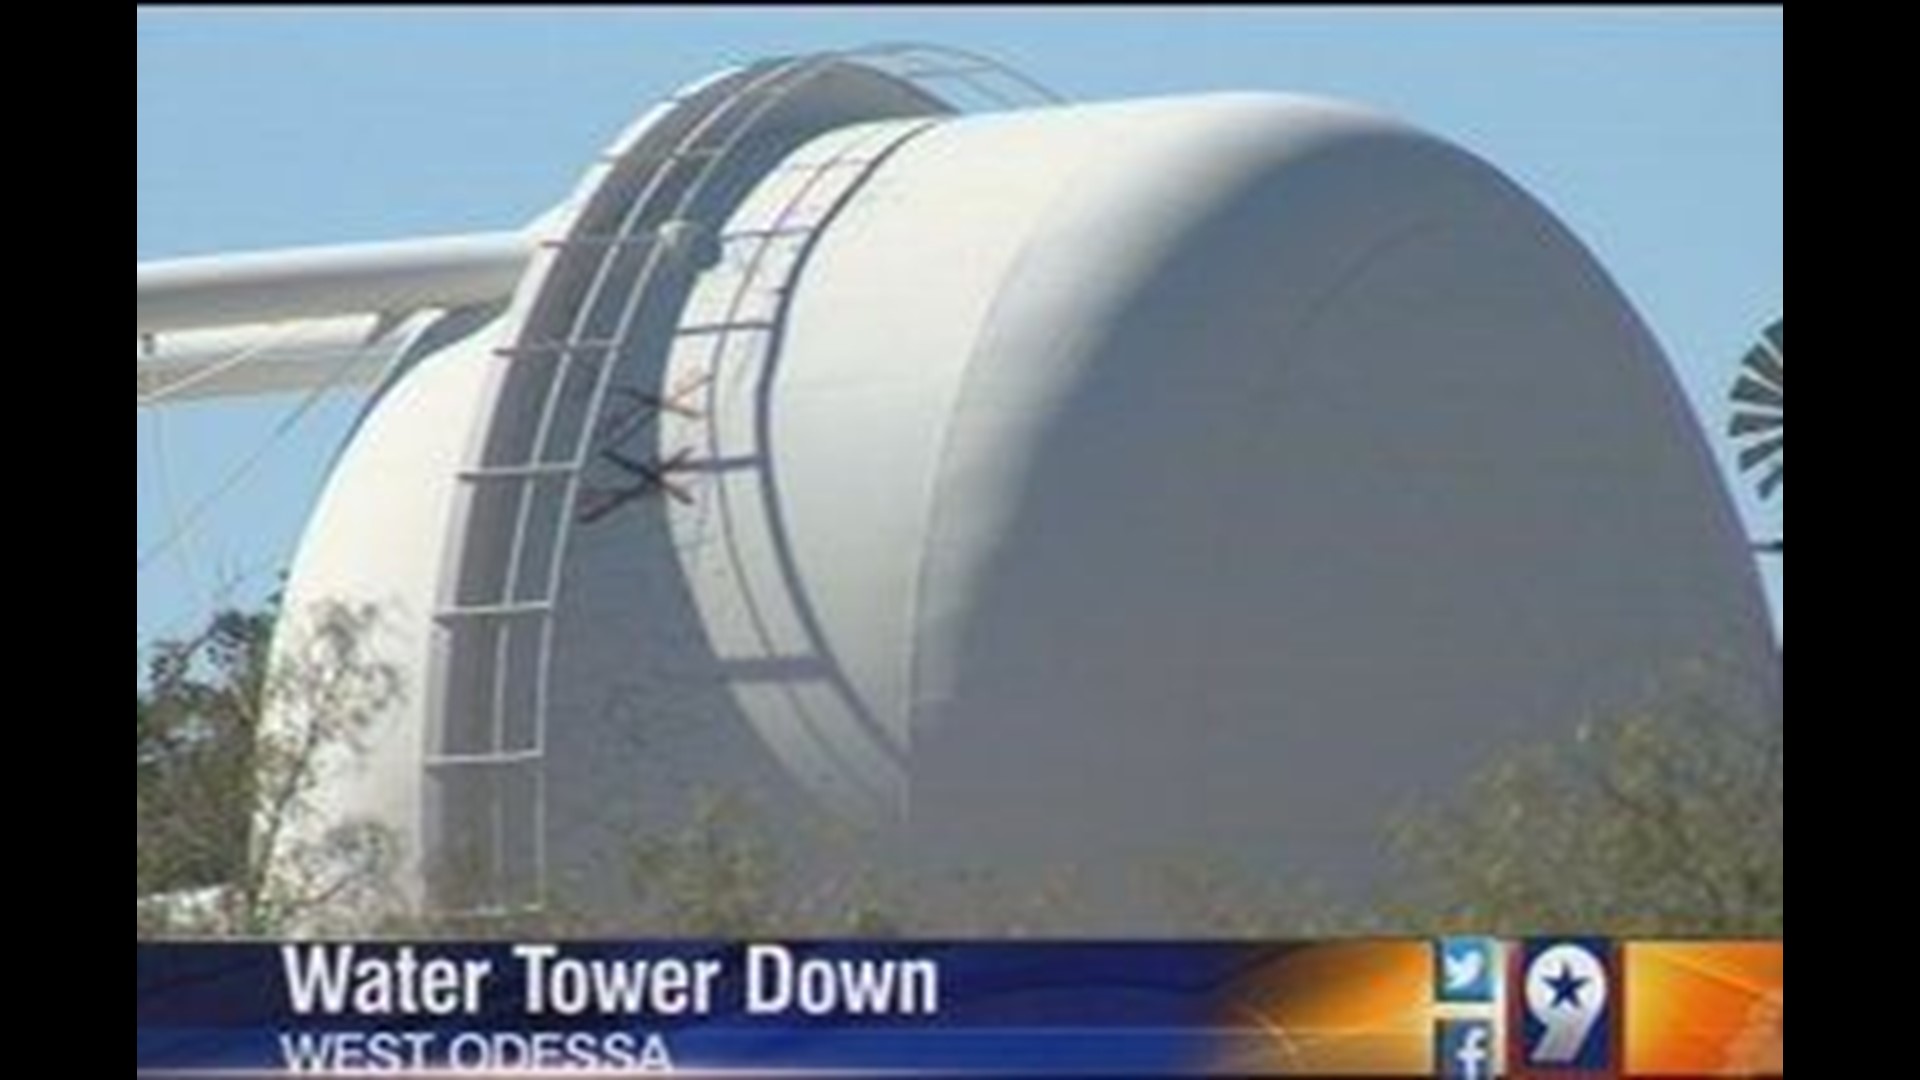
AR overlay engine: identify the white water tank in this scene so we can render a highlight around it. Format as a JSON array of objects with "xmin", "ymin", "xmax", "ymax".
[{"xmin": 257, "ymin": 54, "xmax": 1775, "ymax": 931}]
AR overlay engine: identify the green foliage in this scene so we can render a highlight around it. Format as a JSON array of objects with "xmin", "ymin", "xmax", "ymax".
[
  {"xmin": 138, "ymin": 600, "xmax": 1779, "ymax": 942},
  {"xmin": 235, "ymin": 601, "xmax": 405, "ymax": 936},
  {"xmin": 137, "ymin": 607, "xmax": 276, "ymax": 895},
  {"xmin": 558, "ymin": 683, "xmax": 1784, "ymax": 940},
  {"xmin": 626, "ymin": 795, "xmax": 786, "ymax": 938},
  {"xmin": 1377, "ymin": 688, "xmax": 1784, "ymax": 938},
  {"xmin": 605, "ymin": 795, "xmax": 906, "ymax": 939},
  {"xmin": 137, "ymin": 601, "xmax": 405, "ymax": 939}
]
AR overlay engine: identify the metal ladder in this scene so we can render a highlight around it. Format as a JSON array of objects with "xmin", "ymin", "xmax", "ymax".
[
  {"xmin": 426, "ymin": 55, "xmax": 847, "ymax": 918},
  {"xmin": 423, "ymin": 47, "xmax": 1062, "ymax": 919}
]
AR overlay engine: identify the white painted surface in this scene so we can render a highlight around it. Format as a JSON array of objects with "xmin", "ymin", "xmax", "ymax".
[
  {"xmin": 137, "ymin": 233, "xmax": 528, "ymax": 336},
  {"xmin": 269, "ymin": 317, "xmax": 508, "ymax": 911},
  {"xmin": 268, "ymin": 89, "xmax": 1775, "ymax": 930},
  {"xmin": 665, "ymin": 93, "xmax": 1774, "ymax": 920}
]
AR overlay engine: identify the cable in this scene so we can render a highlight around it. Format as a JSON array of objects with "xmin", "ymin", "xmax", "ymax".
[
  {"xmin": 135, "ymin": 331, "xmax": 375, "ymax": 577},
  {"xmin": 136, "ymin": 320, "xmax": 313, "ymax": 409},
  {"xmin": 147, "ymin": 404, "xmax": 213, "ymax": 618}
]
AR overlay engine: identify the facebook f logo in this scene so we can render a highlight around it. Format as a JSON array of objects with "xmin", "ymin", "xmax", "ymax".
[{"xmin": 1438, "ymin": 1020, "xmax": 1496, "ymax": 1080}]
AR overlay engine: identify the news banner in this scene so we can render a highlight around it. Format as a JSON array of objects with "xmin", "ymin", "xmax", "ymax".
[{"xmin": 137, "ymin": 938, "xmax": 1782, "ymax": 1077}]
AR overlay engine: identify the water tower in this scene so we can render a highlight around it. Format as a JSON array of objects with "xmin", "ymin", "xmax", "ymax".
[{"xmin": 136, "ymin": 47, "xmax": 1777, "ymax": 930}]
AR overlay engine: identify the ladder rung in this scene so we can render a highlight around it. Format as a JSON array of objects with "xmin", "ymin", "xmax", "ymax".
[
  {"xmin": 460, "ymin": 462, "xmax": 580, "ymax": 482},
  {"xmin": 771, "ymin": 158, "xmax": 874, "ymax": 174},
  {"xmin": 436, "ymin": 601, "xmax": 554, "ymax": 622},
  {"xmin": 677, "ymin": 320, "xmax": 777, "ymax": 337},
  {"xmin": 603, "ymin": 146, "xmax": 722, "ymax": 166},
  {"xmin": 798, "ymin": 157, "xmax": 879, "ymax": 171},
  {"xmin": 495, "ymin": 340, "xmax": 617, "ymax": 358},
  {"xmin": 541, "ymin": 234, "xmax": 661, "ymax": 251},
  {"xmin": 892, "ymin": 63, "xmax": 998, "ymax": 81},
  {"xmin": 426, "ymin": 749, "xmax": 544, "ymax": 768},
  {"xmin": 725, "ymin": 225, "xmax": 814, "ymax": 241}
]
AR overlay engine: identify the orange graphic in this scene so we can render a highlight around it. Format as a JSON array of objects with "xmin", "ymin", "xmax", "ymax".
[
  {"xmin": 1625, "ymin": 942, "xmax": 1783, "ymax": 1078},
  {"xmin": 1226, "ymin": 943, "xmax": 1436, "ymax": 1076}
]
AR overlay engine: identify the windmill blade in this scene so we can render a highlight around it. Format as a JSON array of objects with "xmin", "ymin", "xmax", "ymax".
[
  {"xmin": 1729, "ymin": 410, "xmax": 1784, "ymax": 438},
  {"xmin": 1725, "ymin": 320, "xmax": 1783, "ymax": 504},
  {"xmin": 1742, "ymin": 345, "xmax": 1784, "ymax": 390},
  {"xmin": 1739, "ymin": 435, "xmax": 1784, "ymax": 474},
  {"xmin": 1732, "ymin": 374, "xmax": 1785, "ymax": 410}
]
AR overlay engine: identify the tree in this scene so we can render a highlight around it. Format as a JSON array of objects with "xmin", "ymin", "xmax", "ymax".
[
  {"xmin": 1377, "ymin": 678, "xmax": 1783, "ymax": 938},
  {"xmin": 409, "ymin": 674, "xmax": 1784, "ymax": 941},
  {"xmin": 137, "ymin": 607, "xmax": 274, "ymax": 898},
  {"xmin": 137, "ymin": 600, "xmax": 405, "ymax": 939},
  {"xmin": 139, "ymin": 597, "xmax": 1780, "ymax": 941}
]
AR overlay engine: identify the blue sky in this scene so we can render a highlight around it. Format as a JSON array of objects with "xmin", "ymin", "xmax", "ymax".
[{"xmin": 136, "ymin": 8, "xmax": 1783, "ymax": 656}]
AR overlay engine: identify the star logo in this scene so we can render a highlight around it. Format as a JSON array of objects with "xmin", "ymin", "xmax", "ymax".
[
  {"xmin": 1517, "ymin": 940, "xmax": 1615, "ymax": 1071},
  {"xmin": 1543, "ymin": 961, "xmax": 1590, "ymax": 1010}
]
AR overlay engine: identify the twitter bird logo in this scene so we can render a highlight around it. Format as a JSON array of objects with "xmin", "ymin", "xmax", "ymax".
[{"xmin": 1437, "ymin": 938, "xmax": 1499, "ymax": 1005}]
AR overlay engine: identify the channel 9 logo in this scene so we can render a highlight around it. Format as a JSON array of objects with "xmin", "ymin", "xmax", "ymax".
[{"xmin": 1512, "ymin": 939, "xmax": 1618, "ymax": 1077}]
